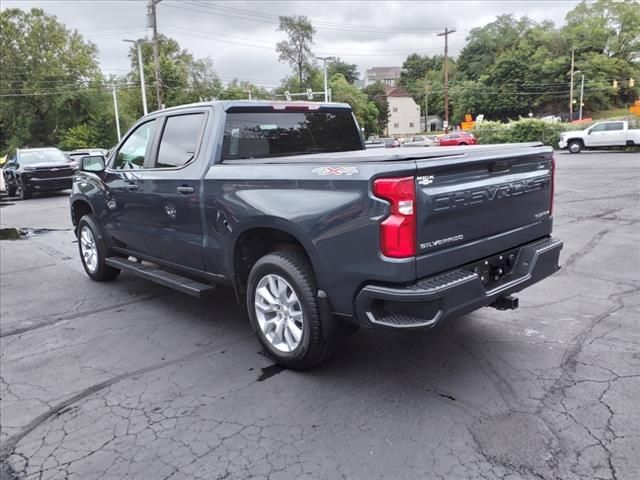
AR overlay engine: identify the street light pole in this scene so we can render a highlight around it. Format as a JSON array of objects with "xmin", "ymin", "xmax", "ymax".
[
  {"xmin": 124, "ymin": 39, "xmax": 148, "ymax": 115},
  {"xmin": 424, "ymin": 84, "xmax": 429, "ymax": 132},
  {"xmin": 112, "ymin": 84, "xmax": 121, "ymax": 141},
  {"xmin": 437, "ymin": 28, "xmax": 456, "ymax": 132},
  {"xmin": 569, "ymin": 47, "xmax": 575, "ymax": 121},
  {"xmin": 579, "ymin": 74, "xmax": 585, "ymax": 120},
  {"xmin": 316, "ymin": 56, "xmax": 335, "ymax": 102},
  {"xmin": 148, "ymin": 0, "xmax": 163, "ymax": 109}
]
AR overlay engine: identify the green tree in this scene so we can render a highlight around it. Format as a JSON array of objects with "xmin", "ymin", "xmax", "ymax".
[
  {"xmin": 363, "ymin": 82, "xmax": 389, "ymax": 135},
  {"xmin": 276, "ymin": 16, "xmax": 316, "ymax": 87},
  {"xmin": 0, "ymin": 8, "xmax": 103, "ymax": 150},
  {"xmin": 219, "ymin": 79, "xmax": 271, "ymax": 100},
  {"xmin": 329, "ymin": 74, "xmax": 377, "ymax": 135},
  {"xmin": 398, "ymin": 54, "xmax": 449, "ymax": 121},
  {"xmin": 327, "ymin": 58, "xmax": 359, "ymax": 84},
  {"xmin": 457, "ymin": 15, "xmax": 534, "ymax": 81},
  {"xmin": 126, "ymin": 35, "xmax": 221, "ymax": 113}
]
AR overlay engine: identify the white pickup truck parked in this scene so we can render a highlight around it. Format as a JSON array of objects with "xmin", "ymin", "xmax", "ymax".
[{"xmin": 558, "ymin": 120, "xmax": 640, "ymax": 153}]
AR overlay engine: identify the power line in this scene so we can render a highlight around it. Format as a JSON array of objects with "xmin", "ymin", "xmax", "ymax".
[
  {"xmin": 186, "ymin": 1, "xmax": 467, "ymax": 33},
  {"xmin": 164, "ymin": 2, "xmax": 464, "ymax": 35},
  {"xmin": 0, "ymin": 85, "xmax": 139, "ymax": 97},
  {"xmin": 163, "ymin": 24, "xmax": 446, "ymax": 57}
]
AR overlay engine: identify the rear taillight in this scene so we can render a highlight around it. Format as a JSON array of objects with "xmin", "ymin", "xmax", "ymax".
[
  {"xmin": 373, "ymin": 176, "xmax": 416, "ymax": 258},
  {"xmin": 550, "ymin": 156, "xmax": 555, "ymax": 217}
]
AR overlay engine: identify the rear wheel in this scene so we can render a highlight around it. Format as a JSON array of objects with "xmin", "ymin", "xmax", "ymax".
[
  {"xmin": 7, "ymin": 184, "xmax": 16, "ymax": 197},
  {"xmin": 568, "ymin": 140, "xmax": 582, "ymax": 153},
  {"xmin": 77, "ymin": 214, "xmax": 120, "ymax": 281},
  {"xmin": 247, "ymin": 249, "xmax": 341, "ymax": 369}
]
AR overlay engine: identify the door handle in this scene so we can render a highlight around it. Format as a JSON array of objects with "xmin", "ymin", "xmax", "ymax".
[
  {"xmin": 177, "ymin": 186, "xmax": 195, "ymax": 194},
  {"xmin": 126, "ymin": 183, "xmax": 139, "ymax": 191}
]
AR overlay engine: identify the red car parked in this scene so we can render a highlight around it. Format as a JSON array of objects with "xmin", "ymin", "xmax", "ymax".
[{"xmin": 435, "ymin": 132, "xmax": 478, "ymax": 146}]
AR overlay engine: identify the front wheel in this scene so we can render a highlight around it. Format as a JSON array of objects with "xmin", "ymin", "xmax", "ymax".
[
  {"xmin": 77, "ymin": 214, "xmax": 120, "ymax": 281},
  {"xmin": 16, "ymin": 181, "xmax": 31, "ymax": 200},
  {"xmin": 7, "ymin": 183, "xmax": 16, "ymax": 197},
  {"xmin": 247, "ymin": 249, "xmax": 341, "ymax": 369},
  {"xmin": 568, "ymin": 140, "xmax": 582, "ymax": 153}
]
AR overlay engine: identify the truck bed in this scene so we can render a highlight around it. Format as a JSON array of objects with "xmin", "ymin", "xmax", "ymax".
[{"xmin": 221, "ymin": 142, "xmax": 548, "ymax": 164}]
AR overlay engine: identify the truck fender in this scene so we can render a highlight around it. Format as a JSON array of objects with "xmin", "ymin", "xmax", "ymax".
[{"xmin": 226, "ymin": 217, "xmax": 328, "ymax": 292}]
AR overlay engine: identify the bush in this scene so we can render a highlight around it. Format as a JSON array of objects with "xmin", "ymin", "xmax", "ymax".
[
  {"xmin": 471, "ymin": 119, "xmax": 572, "ymax": 147},
  {"xmin": 470, "ymin": 120, "xmax": 511, "ymax": 144},
  {"xmin": 510, "ymin": 119, "xmax": 569, "ymax": 147}
]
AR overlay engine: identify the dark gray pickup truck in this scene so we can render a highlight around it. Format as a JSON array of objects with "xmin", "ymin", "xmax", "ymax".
[{"xmin": 70, "ymin": 100, "xmax": 563, "ymax": 368}]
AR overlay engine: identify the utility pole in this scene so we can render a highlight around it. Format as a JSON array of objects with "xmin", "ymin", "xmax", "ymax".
[
  {"xmin": 569, "ymin": 47, "xmax": 575, "ymax": 121},
  {"xmin": 124, "ymin": 39, "xmax": 148, "ymax": 115},
  {"xmin": 245, "ymin": 89, "xmax": 252, "ymax": 100},
  {"xmin": 112, "ymin": 84, "xmax": 121, "ymax": 141},
  {"xmin": 579, "ymin": 73, "xmax": 585, "ymax": 121},
  {"xmin": 437, "ymin": 27, "xmax": 455, "ymax": 132},
  {"xmin": 424, "ymin": 83, "xmax": 429, "ymax": 132},
  {"xmin": 316, "ymin": 56, "xmax": 335, "ymax": 102},
  {"xmin": 149, "ymin": 0, "xmax": 162, "ymax": 109}
]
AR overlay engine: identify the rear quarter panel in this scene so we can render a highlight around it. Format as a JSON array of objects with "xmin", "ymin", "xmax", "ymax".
[{"xmin": 202, "ymin": 161, "xmax": 417, "ymax": 315}]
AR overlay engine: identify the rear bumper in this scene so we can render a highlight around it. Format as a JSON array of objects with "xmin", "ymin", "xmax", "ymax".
[{"xmin": 354, "ymin": 236, "xmax": 563, "ymax": 329}]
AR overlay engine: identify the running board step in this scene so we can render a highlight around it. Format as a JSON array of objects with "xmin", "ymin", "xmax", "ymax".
[{"xmin": 105, "ymin": 257, "xmax": 215, "ymax": 297}]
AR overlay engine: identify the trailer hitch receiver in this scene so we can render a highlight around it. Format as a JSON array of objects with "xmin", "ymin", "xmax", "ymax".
[{"xmin": 490, "ymin": 295, "xmax": 519, "ymax": 311}]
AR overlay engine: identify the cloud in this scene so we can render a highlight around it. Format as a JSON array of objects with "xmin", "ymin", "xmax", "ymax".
[{"xmin": 2, "ymin": 0, "xmax": 581, "ymax": 87}]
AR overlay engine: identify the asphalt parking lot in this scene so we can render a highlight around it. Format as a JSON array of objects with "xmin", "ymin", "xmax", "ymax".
[{"xmin": 1, "ymin": 150, "xmax": 639, "ymax": 480}]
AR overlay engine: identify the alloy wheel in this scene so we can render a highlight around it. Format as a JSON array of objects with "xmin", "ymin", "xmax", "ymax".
[
  {"xmin": 254, "ymin": 273, "xmax": 304, "ymax": 353},
  {"xmin": 80, "ymin": 226, "xmax": 98, "ymax": 273}
]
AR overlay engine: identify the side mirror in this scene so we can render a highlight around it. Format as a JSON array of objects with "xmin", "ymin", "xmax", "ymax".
[
  {"xmin": 587, "ymin": 129, "xmax": 592, "ymax": 135},
  {"xmin": 81, "ymin": 155, "xmax": 106, "ymax": 173}
]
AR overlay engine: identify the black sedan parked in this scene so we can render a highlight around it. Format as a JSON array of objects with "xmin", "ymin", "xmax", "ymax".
[{"xmin": 2, "ymin": 148, "xmax": 76, "ymax": 199}]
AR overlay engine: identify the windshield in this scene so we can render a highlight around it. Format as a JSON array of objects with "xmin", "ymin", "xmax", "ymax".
[
  {"xmin": 222, "ymin": 108, "xmax": 363, "ymax": 160},
  {"xmin": 19, "ymin": 149, "xmax": 68, "ymax": 165}
]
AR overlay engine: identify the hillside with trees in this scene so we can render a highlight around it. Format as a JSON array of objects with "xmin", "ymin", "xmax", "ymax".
[{"xmin": 1, "ymin": 0, "xmax": 638, "ymax": 152}]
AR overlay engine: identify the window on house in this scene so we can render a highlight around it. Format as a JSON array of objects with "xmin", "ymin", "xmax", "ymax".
[
  {"xmin": 394, "ymin": 123, "xmax": 399, "ymax": 128},
  {"xmin": 393, "ymin": 107, "xmax": 398, "ymax": 113},
  {"xmin": 409, "ymin": 122, "xmax": 414, "ymax": 128}
]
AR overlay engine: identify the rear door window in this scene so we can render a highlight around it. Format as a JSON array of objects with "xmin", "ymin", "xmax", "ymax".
[
  {"xmin": 604, "ymin": 122, "xmax": 624, "ymax": 131},
  {"xmin": 222, "ymin": 108, "xmax": 363, "ymax": 161},
  {"xmin": 155, "ymin": 113, "xmax": 205, "ymax": 168}
]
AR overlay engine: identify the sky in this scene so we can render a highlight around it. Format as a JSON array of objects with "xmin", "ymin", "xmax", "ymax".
[{"xmin": 2, "ymin": 0, "xmax": 585, "ymax": 87}]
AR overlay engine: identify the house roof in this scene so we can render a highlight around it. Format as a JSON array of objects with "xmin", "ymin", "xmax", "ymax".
[{"xmin": 385, "ymin": 86, "xmax": 412, "ymax": 97}]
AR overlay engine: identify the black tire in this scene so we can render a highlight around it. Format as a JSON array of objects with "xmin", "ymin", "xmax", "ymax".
[
  {"xmin": 7, "ymin": 184, "xmax": 16, "ymax": 197},
  {"xmin": 458, "ymin": 142, "xmax": 468, "ymax": 146},
  {"xmin": 246, "ymin": 249, "xmax": 341, "ymax": 369},
  {"xmin": 17, "ymin": 180, "xmax": 31, "ymax": 200},
  {"xmin": 568, "ymin": 140, "xmax": 582, "ymax": 153},
  {"xmin": 77, "ymin": 214, "xmax": 120, "ymax": 281}
]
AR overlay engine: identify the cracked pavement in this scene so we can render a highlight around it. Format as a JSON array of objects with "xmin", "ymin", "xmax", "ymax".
[{"xmin": 1, "ymin": 150, "xmax": 639, "ymax": 479}]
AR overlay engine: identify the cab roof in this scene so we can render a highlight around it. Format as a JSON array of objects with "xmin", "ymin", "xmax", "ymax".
[{"xmin": 151, "ymin": 100, "xmax": 353, "ymax": 115}]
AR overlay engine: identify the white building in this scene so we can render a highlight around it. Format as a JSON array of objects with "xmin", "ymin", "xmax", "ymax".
[
  {"xmin": 364, "ymin": 66, "xmax": 401, "ymax": 87},
  {"xmin": 386, "ymin": 86, "xmax": 421, "ymax": 136}
]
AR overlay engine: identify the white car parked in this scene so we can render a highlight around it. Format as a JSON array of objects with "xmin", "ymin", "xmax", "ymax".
[{"xmin": 559, "ymin": 120, "xmax": 640, "ymax": 153}]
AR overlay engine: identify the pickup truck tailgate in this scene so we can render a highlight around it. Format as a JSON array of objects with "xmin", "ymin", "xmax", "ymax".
[{"xmin": 414, "ymin": 147, "xmax": 554, "ymax": 278}]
